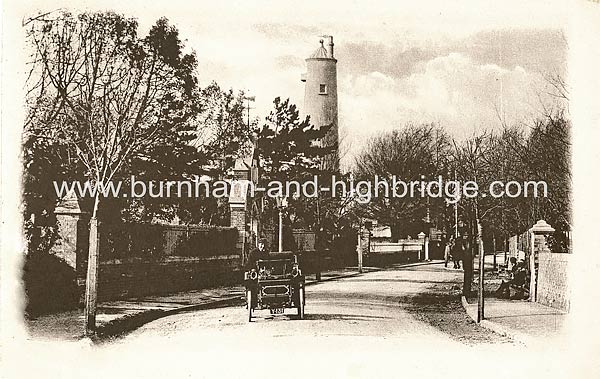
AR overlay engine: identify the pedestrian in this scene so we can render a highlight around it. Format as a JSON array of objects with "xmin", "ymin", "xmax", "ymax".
[
  {"xmin": 507, "ymin": 256, "xmax": 517, "ymax": 272},
  {"xmin": 444, "ymin": 237, "xmax": 453, "ymax": 268},
  {"xmin": 452, "ymin": 235, "xmax": 464, "ymax": 269},
  {"xmin": 495, "ymin": 259, "xmax": 528, "ymax": 299}
]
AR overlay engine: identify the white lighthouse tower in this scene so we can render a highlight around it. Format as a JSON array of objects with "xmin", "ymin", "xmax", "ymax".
[{"xmin": 301, "ymin": 35, "xmax": 339, "ymax": 171}]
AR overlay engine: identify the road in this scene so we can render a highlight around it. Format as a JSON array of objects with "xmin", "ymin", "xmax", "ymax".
[
  {"xmin": 87, "ymin": 263, "xmax": 521, "ymax": 377},
  {"xmin": 13, "ymin": 263, "xmax": 579, "ymax": 379},
  {"xmin": 116, "ymin": 263, "xmax": 511, "ymax": 345}
]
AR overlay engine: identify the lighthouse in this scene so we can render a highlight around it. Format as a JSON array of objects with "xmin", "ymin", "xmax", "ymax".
[{"xmin": 301, "ymin": 35, "xmax": 339, "ymax": 171}]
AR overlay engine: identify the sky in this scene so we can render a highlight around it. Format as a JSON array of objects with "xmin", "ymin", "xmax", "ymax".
[{"xmin": 18, "ymin": 0, "xmax": 570, "ymax": 167}]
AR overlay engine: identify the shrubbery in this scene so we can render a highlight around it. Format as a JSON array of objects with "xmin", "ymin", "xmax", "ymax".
[{"xmin": 100, "ymin": 223, "xmax": 238, "ymax": 260}]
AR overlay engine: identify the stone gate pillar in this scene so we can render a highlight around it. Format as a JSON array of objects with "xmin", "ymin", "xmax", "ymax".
[
  {"xmin": 528, "ymin": 220, "xmax": 555, "ymax": 302},
  {"xmin": 418, "ymin": 232, "xmax": 426, "ymax": 261},
  {"xmin": 229, "ymin": 179, "xmax": 249, "ymax": 266},
  {"xmin": 51, "ymin": 191, "xmax": 89, "ymax": 302}
]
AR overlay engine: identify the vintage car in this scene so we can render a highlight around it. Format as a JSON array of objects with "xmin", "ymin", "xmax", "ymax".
[{"xmin": 244, "ymin": 252, "xmax": 305, "ymax": 321}]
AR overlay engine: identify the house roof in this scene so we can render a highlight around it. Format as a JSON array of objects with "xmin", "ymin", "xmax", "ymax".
[
  {"xmin": 371, "ymin": 226, "xmax": 392, "ymax": 238},
  {"xmin": 233, "ymin": 158, "xmax": 249, "ymax": 171},
  {"xmin": 232, "ymin": 144, "xmax": 258, "ymax": 172}
]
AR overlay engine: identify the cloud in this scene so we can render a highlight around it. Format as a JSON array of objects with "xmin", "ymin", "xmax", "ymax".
[
  {"xmin": 336, "ymin": 42, "xmax": 446, "ymax": 79},
  {"xmin": 459, "ymin": 29, "xmax": 567, "ymax": 75},
  {"xmin": 338, "ymin": 52, "xmax": 549, "ymax": 166},
  {"xmin": 335, "ymin": 28, "xmax": 566, "ymax": 81},
  {"xmin": 253, "ymin": 23, "xmax": 320, "ymax": 41}
]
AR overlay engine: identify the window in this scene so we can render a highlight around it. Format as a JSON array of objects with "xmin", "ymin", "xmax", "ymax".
[{"xmin": 319, "ymin": 84, "xmax": 327, "ymax": 94}]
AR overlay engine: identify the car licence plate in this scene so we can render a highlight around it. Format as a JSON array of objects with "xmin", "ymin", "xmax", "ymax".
[{"xmin": 270, "ymin": 308, "xmax": 284, "ymax": 314}]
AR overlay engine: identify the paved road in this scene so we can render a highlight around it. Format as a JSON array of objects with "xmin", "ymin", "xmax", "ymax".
[
  {"xmin": 8, "ymin": 263, "xmax": 579, "ymax": 379},
  {"xmin": 116, "ymin": 263, "xmax": 510, "ymax": 346},
  {"xmin": 13, "ymin": 263, "xmax": 580, "ymax": 379}
]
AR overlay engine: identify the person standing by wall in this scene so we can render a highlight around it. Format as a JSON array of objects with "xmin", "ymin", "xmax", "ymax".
[
  {"xmin": 452, "ymin": 235, "xmax": 464, "ymax": 269},
  {"xmin": 444, "ymin": 237, "xmax": 454, "ymax": 268}
]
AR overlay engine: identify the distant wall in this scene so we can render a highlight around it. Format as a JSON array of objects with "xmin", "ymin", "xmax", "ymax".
[
  {"xmin": 370, "ymin": 240, "xmax": 423, "ymax": 254},
  {"xmin": 537, "ymin": 251, "xmax": 570, "ymax": 311},
  {"xmin": 367, "ymin": 239, "xmax": 422, "ymax": 265}
]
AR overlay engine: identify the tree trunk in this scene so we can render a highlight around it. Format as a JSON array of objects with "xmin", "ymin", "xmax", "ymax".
[
  {"xmin": 84, "ymin": 194, "xmax": 100, "ymax": 336},
  {"xmin": 462, "ymin": 239, "xmax": 472, "ymax": 297},
  {"xmin": 462, "ymin": 220, "xmax": 475, "ymax": 297}
]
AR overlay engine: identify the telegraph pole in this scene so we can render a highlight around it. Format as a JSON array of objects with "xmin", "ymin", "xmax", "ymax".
[
  {"xmin": 243, "ymin": 94, "xmax": 255, "ymax": 130},
  {"xmin": 276, "ymin": 196, "xmax": 287, "ymax": 253},
  {"xmin": 454, "ymin": 169, "xmax": 459, "ymax": 238},
  {"xmin": 357, "ymin": 219, "xmax": 363, "ymax": 273},
  {"xmin": 493, "ymin": 234, "xmax": 497, "ymax": 271},
  {"xmin": 278, "ymin": 209, "xmax": 283, "ymax": 253},
  {"xmin": 316, "ymin": 194, "xmax": 322, "ymax": 281},
  {"xmin": 477, "ymin": 219, "xmax": 485, "ymax": 322},
  {"xmin": 244, "ymin": 94, "xmax": 256, "ymax": 248}
]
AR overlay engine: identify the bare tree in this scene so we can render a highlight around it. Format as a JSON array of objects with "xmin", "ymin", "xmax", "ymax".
[
  {"xmin": 354, "ymin": 123, "xmax": 450, "ymax": 239},
  {"xmin": 25, "ymin": 11, "xmax": 199, "ymax": 334}
]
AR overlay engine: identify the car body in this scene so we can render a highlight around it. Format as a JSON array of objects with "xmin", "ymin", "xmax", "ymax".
[{"xmin": 244, "ymin": 252, "xmax": 305, "ymax": 321}]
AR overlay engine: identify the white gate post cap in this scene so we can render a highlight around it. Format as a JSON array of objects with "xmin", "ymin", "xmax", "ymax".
[{"xmin": 530, "ymin": 220, "xmax": 555, "ymax": 234}]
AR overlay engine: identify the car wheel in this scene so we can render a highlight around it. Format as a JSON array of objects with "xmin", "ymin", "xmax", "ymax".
[
  {"xmin": 246, "ymin": 290, "xmax": 253, "ymax": 322},
  {"xmin": 297, "ymin": 287, "xmax": 304, "ymax": 319}
]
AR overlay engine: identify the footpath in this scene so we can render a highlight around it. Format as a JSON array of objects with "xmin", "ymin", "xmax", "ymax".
[
  {"xmin": 461, "ymin": 296, "xmax": 568, "ymax": 347},
  {"xmin": 461, "ymin": 253, "xmax": 568, "ymax": 347},
  {"xmin": 26, "ymin": 266, "xmax": 371, "ymax": 341}
]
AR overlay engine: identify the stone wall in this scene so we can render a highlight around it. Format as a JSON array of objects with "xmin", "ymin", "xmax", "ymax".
[
  {"xmin": 536, "ymin": 251, "xmax": 570, "ymax": 311},
  {"xmin": 366, "ymin": 239, "xmax": 422, "ymax": 266},
  {"xmin": 230, "ymin": 207, "xmax": 246, "ymax": 232}
]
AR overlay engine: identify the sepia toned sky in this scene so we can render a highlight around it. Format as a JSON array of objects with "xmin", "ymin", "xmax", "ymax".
[{"xmin": 19, "ymin": 0, "xmax": 570, "ymax": 166}]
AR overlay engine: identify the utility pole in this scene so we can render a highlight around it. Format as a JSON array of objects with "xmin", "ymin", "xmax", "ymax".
[
  {"xmin": 276, "ymin": 196, "xmax": 287, "ymax": 253},
  {"xmin": 425, "ymin": 197, "xmax": 430, "ymax": 261},
  {"xmin": 454, "ymin": 169, "xmax": 459, "ymax": 238},
  {"xmin": 278, "ymin": 209, "xmax": 284, "ymax": 253},
  {"xmin": 454, "ymin": 202, "xmax": 458, "ymax": 238},
  {"xmin": 315, "ymin": 194, "xmax": 322, "ymax": 281},
  {"xmin": 357, "ymin": 219, "xmax": 363, "ymax": 273},
  {"xmin": 243, "ymin": 94, "xmax": 255, "ymax": 130},
  {"xmin": 492, "ymin": 234, "xmax": 497, "ymax": 271},
  {"xmin": 244, "ymin": 93, "xmax": 256, "ymax": 247},
  {"xmin": 477, "ymin": 219, "xmax": 485, "ymax": 322}
]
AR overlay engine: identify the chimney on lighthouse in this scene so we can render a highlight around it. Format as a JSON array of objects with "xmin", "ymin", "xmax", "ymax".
[{"xmin": 322, "ymin": 35, "xmax": 334, "ymax": 58}]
